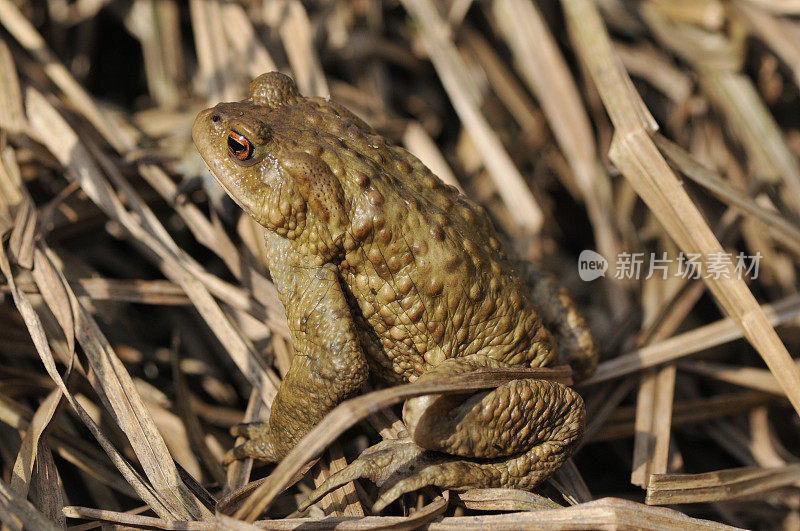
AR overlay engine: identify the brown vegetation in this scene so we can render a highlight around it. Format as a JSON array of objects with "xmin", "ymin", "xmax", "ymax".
[{"xmin": 1, "ymin": 0, "xmax": 799, "ymax": 528}]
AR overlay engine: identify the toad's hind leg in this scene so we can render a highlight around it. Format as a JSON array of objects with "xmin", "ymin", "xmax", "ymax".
[{"xmin": 300, "ymin": 356, "xmax": 585, "ymax": 512}]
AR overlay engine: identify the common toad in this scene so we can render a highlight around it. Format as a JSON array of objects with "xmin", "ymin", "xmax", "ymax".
[{"xmin": 192, "ymin": 72, "xmax": 598, "ymax": 511}]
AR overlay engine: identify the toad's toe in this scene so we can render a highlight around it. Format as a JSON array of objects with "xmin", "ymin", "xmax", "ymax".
[
  {"xmin": 224, "ymin": 421, "xmax": 277, "ymax": 464},
  {"xmin": 299, "ymin": 438, "xmax": 434, "ymax": 512}
]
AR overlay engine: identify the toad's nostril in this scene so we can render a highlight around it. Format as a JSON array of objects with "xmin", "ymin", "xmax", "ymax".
[{"xmin": 211, "ymin": 114, "xmax": 221, "ymax": 123}]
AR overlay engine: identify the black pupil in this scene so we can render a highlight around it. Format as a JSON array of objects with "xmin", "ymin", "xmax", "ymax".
[{"xmin": 228, "ymin": 135, "xmax": 246, "ymax": 153}]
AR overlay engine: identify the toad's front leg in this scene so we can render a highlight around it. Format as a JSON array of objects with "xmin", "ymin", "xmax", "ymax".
[
  {"xmin": 301, "ymin": 355, "xmax": 585, "ymax": 512},
  {"xmin": 224, "ymin": 237, "xmax": 368, "ymax": 463}
]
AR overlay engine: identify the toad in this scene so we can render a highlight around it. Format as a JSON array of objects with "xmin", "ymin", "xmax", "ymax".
[{"xmin": 192, "ymin": 72, "xmax": 598, "ymax": 511}]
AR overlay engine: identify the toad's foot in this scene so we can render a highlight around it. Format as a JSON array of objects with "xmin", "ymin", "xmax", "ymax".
[
  {"xmin": 299, "ymin": 437, "xmax": 461, "ymax": 513},
  {"xmin": 223, "ymin": 421, "xmax": 277, "ymax": 464},
  {"xmin": 300, "ymin": 426, "xmax": 578, "ymax": 513}
]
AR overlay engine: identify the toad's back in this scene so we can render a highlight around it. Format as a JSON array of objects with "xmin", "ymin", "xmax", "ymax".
[{"xmin": 250, "ymin": 93, "xmax": 557, "ymax": 383}]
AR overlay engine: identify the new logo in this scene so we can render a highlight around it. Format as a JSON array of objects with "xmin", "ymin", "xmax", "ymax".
[{"xmin": 578, "ymin": 250, "xmax": 608, "ymax": 281}]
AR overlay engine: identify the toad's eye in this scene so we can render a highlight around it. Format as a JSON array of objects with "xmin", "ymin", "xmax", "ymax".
[{"xmin": 227, "ymin": 130, "xmax": 253, "ymax": 160}]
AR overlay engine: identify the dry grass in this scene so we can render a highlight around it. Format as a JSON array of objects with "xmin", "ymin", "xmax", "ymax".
[{"xmin": 1, "ymin": 0, "xmax": 799, "ymax": 529}]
